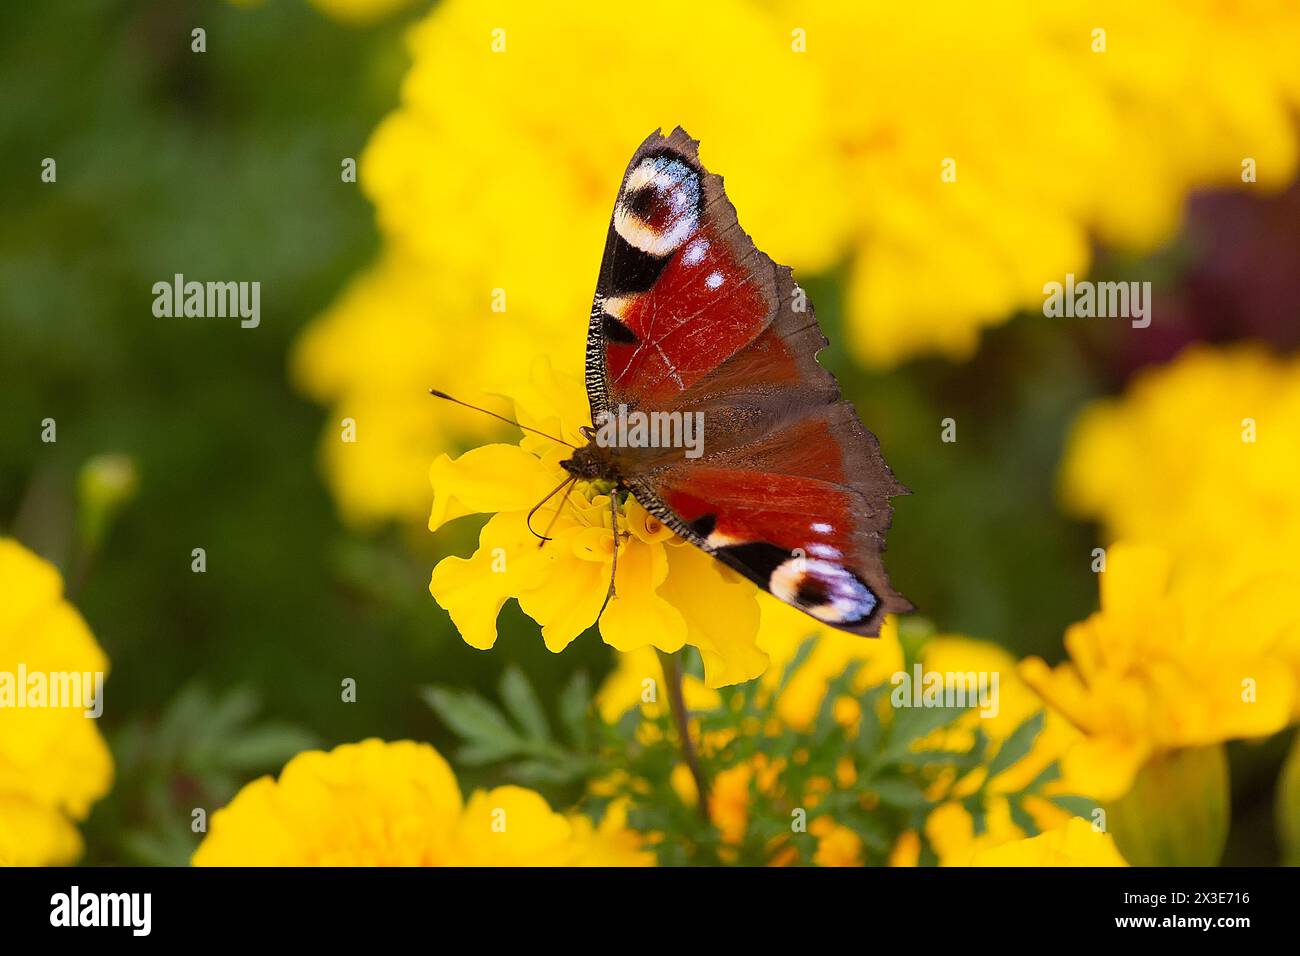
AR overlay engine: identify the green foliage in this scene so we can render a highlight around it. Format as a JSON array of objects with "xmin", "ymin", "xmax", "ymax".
[
  {"xmin": 426, "ymin": 645, "xmax": 1085, "ymax": 866},
  {"xmin": 83, "ymin": 685, "xmax": 318, "ymax": 866},
  {"xmin": 423, "ymin": 668, "xmax": 596, "ymax": 787}
]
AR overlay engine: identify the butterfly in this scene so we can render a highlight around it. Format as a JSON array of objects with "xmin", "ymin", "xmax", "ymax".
[
  {"xmin": 569, "ymin": 126, "xmax": 912, "ymax": 637},
  {"xmin": 436, "ymin": 127, "xmax": 910, "ymax": 636}
]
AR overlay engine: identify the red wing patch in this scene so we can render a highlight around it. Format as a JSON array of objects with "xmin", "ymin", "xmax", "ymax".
[{"xmin": 603, "ymin": 222, "xmax": 774, "ymax": 402}]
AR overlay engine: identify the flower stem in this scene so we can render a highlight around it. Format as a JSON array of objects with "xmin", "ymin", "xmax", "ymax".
[{"xmin": 657, "ymin": 648, "xmax": 711, "ymax": 822}]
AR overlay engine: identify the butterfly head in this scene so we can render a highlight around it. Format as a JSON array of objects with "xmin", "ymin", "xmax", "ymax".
[{"xmin": 559, "ymin": 438, "xmax": 619, "ymax": 483}]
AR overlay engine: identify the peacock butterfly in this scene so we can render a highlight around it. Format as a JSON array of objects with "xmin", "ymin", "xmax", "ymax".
[{"xmin": 558, "ymin": 127, "xmax": 912, "ymax": 636}]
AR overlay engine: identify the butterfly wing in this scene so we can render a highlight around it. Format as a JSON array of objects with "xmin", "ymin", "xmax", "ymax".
[{"xmin": 586, "ymin": 127, "xmax": 911, "ymax": 636}]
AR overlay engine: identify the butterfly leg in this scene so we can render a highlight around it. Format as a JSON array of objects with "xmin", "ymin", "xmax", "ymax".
[{"xmin": 594, "ymin": 491, "xmax": 620, "ymax": 623}]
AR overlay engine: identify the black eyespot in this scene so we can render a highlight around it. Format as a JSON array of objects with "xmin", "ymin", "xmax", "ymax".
[
  {"xmin": 628, "ymin": 185, "xmax": 661, "ymax": 221},
  {"xmin": 796, "ymin": 579, "xmax": 829, "ymax": 607}
]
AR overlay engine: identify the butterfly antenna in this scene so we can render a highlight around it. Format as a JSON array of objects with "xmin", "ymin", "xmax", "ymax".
[
  {"xmin": 533, "ymin": 476, "xmax": 578, "ymax": 548},
  {"xmin": 595, "ymin": 492, "xmax": 621, "ymax": 622},
  {"xmin": 526, "ymin": 475, "xmax": 577, "ymax": 543},
  {"xmin": 428, "ymin": 388, "xmax": 577, "ymax": 448}
]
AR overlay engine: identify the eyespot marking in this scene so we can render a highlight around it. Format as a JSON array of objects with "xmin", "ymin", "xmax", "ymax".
[
  {"xmin": 613, "ymin": 155, "xmax": 700, "ymax": 257},
  {"xmin": 770, "ymin": 557, "xmax": 879, "ymax": 626}
]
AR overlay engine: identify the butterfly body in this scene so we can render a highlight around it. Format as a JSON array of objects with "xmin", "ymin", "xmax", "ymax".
[{"xmin": 577, "ymin": 127, "xmax": 912, "ymax": 637}]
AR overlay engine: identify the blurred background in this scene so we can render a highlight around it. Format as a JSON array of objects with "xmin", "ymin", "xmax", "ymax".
[{"xmin": 2, "ymin": 0, "xmax": 1297, "ymax": 865}]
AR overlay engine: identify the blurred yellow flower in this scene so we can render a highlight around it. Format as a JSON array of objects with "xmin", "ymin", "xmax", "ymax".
[
  {"xmin": 968, "ymin": 816, "xmax": 1127, "ymax": 867},
  {"xmin": 1062, "ymin": 344, "xmax": 1300, "ymax": 583},
  {"xmin": 0, "ymin": 539, "xmax": 113, "ymax": 866},
  {"xmin": 757, "ymin": 596, "xmax": 904, "ymax": 731},
  {"xmin": 925, "ymin": 798, "xmax": 1027, "ymax": 866},
  {"xmin": 1021, "ymin": 543, "xmax": 1297, "ymax": 800},
  {"xmin": 291, "ymin": 253, "xmax": 527, "ymax": 526},
  {"xmin": 810, "ymin": 817, "xmax": 864, "ymax": 867},
  {"xmin": 779, "ymin": 1, "xmax": 1300, "ymax": 365},
  {"xmin": 367, "ymin": 0, "xmax": 847, "ymax": 331},
  {"xmin": 906, "ymin": 635, "xmax": 1095, "ymax": 863},
  {"xmin": 931, "ymin": 802, "xmax": 1127, "ymax": 867},
  {"xmin": 920, "ymin": 636, "xmax": 1083, "ymax": 799},
  {"xmin": 192, "ymin": 739, "xmax": 651, "ymax": 866},
  {"xmin": 709, "ymin": 763, "xmax": 754, "ymax": 848},
  {"xmin": 427, "ymin": 363, "xmax": 765, "ymax": 688},
  {"xmin": 594, "ymin": 646, "xmax": 719, "ymax": 725}
]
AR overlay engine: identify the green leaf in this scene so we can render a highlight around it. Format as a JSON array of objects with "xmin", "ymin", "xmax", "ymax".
[
  {"xmin": 1278, "ymin": 731, "xmax": 1300, "ymax": 866},
  {"xmin": 509, "ymin": 759, "xmax": 578, "ymax": 785},
  {"xmin": 774, "ymin": 637, "xmax": 819, "ymax": 699},
  {"xmin": 1007, "ymin": 797, "xmax": 1040, "ymax": 837},
  {"xmin": 199, "ymin": 686, "xmax": 261, "ymax": 742},
  {"xmin": 558, "ymin": 670, "xmax": 591, "ymax": 748},
  {"xmin": 907, "ymin": 746, "xmax": 983, "ymax": 772},
  {"xmin": 499, "ymin": 665, "xmax": 550, "ymax": 742},
  {"xmin": 812, "ymin": 663, "xmax": 860, "ymax": 745},
  {"xmin": 1048, "ymin": 794, "xmax": 1100, "ymax": 819},
  {"xmin": 120, "ymin": 824, "xmax": 196, "ymax": 868},
  {"xmin": 984, "ymin": 711, "xmax": 1044, "ymax": 780},
  {"xmin": 422, "ymin": 686, "xmax": 518, "ymax": 747},
  {"xmin": 1020, "ymin": 760, "xmax": 1062, "ymax": 794},
  {"xmin": 870, "ymin": 778, "xmax": 930, "ymax": 809},
  {"xmin": 456, "ymin": 738, "xmax": 528, "ymax": 766},
  {"xmin": 218, "ymin": 724, "xmax": 319, "ymax": 771},
  {"xmin": 883, "ymin": 704, "xmax": 970, "ymax": 760},
  {"xmin": 852, "ymin": 686, "xmax": 886, "ymax": 757}
]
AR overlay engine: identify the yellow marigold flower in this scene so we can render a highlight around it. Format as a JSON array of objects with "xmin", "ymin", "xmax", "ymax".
[
  {"xmin": 366, "ymin": 0, "xmax": 846, "ymax": 328},
  {"xmin": 925, "ymin": 798, "xmax": 1025, "ymax": 866},
  {"xmin": 968, "ymin": 816, "xmax": 1128, "ymax": 867},
  {"xmin": 773, "ymin": 1, "xmax": 1300, "ymax": 365},
  {"xmin": 290, "ymin": 254, "xmax": 522, "ymax": 527},
  {"xmin": 0, "ymin": 539, "xmax": 113, "ymax": 866},
  {"xmin": 709, "ymin": 763, "xmax": 753, "ymax": 847},
  {"xmin": 1060, "ymin": 344, "xmax": 1300, "ymax": 717},
  {"xmin": 668, "ymin": 763, "xmax": 700, "ymax": 809},
  {"xmin": 427, "ymin": 363, "xmax": 766, "ymax": 688},
  {"xmin": 889, "ymin": 830, "xmax": 921, "ymax": 867},
  {"xmin": 192, "ymin": 739, "xmax": 652, "ymax": 866},
  {"xmin": 1021, "ymin": 543, "xmax": 1297, "ymax": 801},
  {"xmin": 1061, "ymin": 344, "xmax": 1300, "ymax": 581},
  {"xmin": 928, "ymin": 798, "xmax": 1124, "ymax": 867},
  {"xmin": 810, "ymin": 817, "xmax": 864, "ymax": 867}
]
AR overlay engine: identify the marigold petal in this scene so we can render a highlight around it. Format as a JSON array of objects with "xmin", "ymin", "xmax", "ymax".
[{"xmin": 428, "ymin": 445, "xmax": 558, "ymax": 532}]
